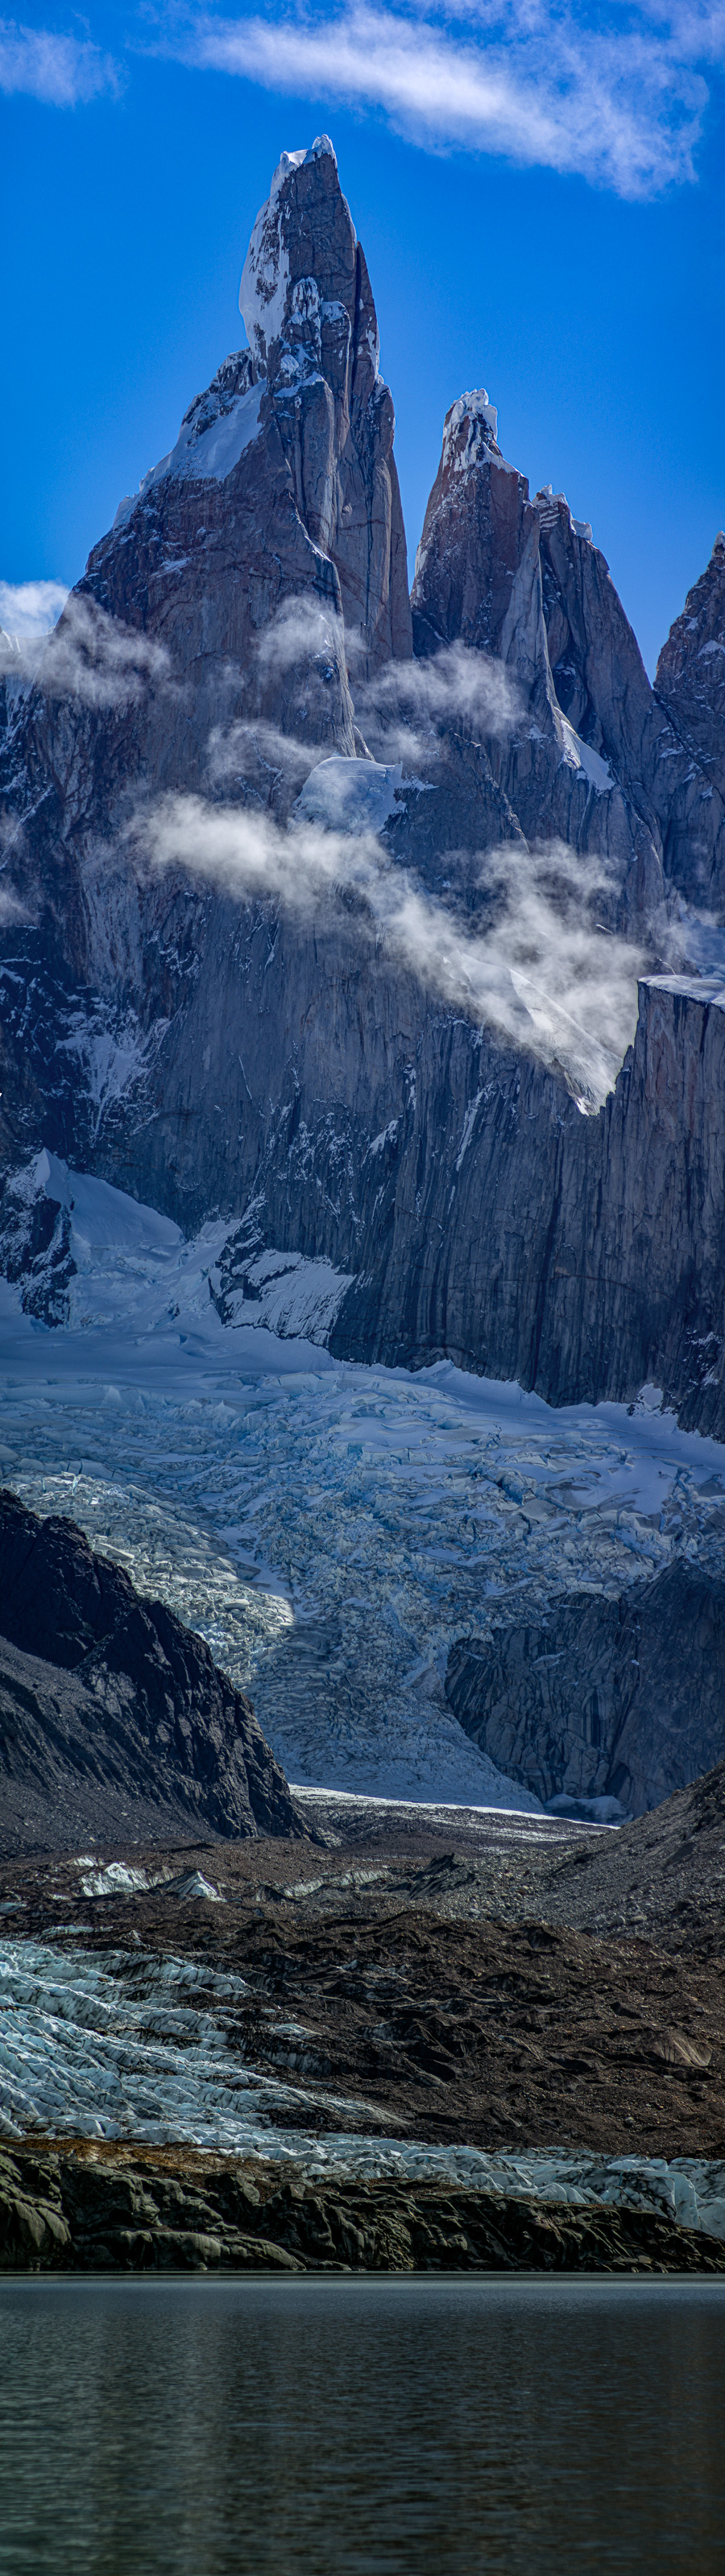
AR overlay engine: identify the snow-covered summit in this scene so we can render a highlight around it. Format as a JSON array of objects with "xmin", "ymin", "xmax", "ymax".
[
  {"xmin": 535, "ymin": 484, "xmax": 593, "ymax": 544},
  {"xmin": 445, "ymin": 389, "xmax": 499, "ymax": 455},
  {"xmin": 239, "ymin": 134, "xmax": 354, "ymax": 380},
  {"xmin": 434, "ymin": 390, "xmax": 522, "ymax": 491}
]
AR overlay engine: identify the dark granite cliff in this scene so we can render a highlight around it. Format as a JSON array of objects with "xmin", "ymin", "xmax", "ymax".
[
  {"xmin": 445, "ymin": 1560, "xmax": 725, "ymax": 1817},
  {"xmin": 0, "ymin": 1489, "xmax": 302, "ymax": 1853}
]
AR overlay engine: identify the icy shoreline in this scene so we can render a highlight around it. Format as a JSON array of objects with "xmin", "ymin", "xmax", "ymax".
[{"xmin": 1, "ymin": 1935, "xmax": 723, "ymax": 2239}]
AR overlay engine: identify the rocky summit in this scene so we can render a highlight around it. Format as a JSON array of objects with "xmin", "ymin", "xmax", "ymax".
[{"xmin": 2, "ymin": 135, "xmax": 725, "ymax": 1445}]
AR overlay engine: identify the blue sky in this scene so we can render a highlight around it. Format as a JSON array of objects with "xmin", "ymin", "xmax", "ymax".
[{"xmin": 2, "ymin": 2, "xmax": 724, "ymax": 676}]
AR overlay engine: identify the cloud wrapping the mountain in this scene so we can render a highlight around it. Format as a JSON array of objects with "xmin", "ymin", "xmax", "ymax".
[
  {"xmin": 356, "ymin": 640, "xmax": 524, "ymax": 759},
  {"xmin": 144, "ymin": 789, "xmax": 644, "ymax": 1103},
  {"xmin": 0, "ymin": 596, "xmax": 170, "ymax": 709},
  {"xmin": 182, "ymin": 0, "xmax": 723, "ymax": 196}
]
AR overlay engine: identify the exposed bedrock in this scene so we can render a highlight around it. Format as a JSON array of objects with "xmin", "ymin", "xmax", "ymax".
[
  {"xmin": 3, "ymin": 2151, "xmax": 721, "ymax": 2276},
  {"xmin": 0, "ymin": 1490, "xmax": 303, "ymax": 1852},
  {"xmin": 535, "ymin": 494, "xmax": 725, "ymax": 910},
  {"xmin": 411, "ymin": 393, "xmax": 725, "ymax": 914},
  {"xmin": 320, "ymin": 970, "xmax": 725, "ymax": 1433},
  {"xmin": 655, "ymin": 529, "xmax": 725, "ymax": 795},
  {"xmin": 445, "ymin": 1561, "xmax": 725, "ymax": 1817}
]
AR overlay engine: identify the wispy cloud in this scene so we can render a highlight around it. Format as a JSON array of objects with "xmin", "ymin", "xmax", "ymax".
[
  {"xmin": 144, "ymin": 789, "xmax": 644, "ymax": 1103},
  {"xmin": 0, "ymin": 593, "xmax": 170, "ymax": 707},
  {"xmin": 179, "ymin": 0, "xmax": 723, "ymax": 196},
  {"xmin": 356, "ymin": 639, "xmax": 523, "ymax": 761},
  {"xmin": 0, "ymin": 19, "xmax": 118, "ymax": 105},
  {"xmin": 0, "ymin": 578, "xmax": 68, "ymax": 640}
]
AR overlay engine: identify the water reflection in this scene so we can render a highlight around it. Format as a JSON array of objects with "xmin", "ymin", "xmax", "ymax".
[{"xmin": 0, "ymin": 2275, "xmax": 723, "ymax": 2574}]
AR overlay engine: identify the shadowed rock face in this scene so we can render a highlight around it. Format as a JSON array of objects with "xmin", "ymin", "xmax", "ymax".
[
  {"xmin": 655, "ymin": 531, "xmax": 725, "ymax": 792},
  {"xmin": 0, "ymin": 1489, "xmax": 303, "ymax": 1850},
  {"xmin": 411, "ymin": 399, "xmax": 666, "ymax": 931},
  {"xmin": 445, "ymin": 1559, "xmax": 725, "ymax": 1817},
  {"xmin": 534, "ymin": 493, "xmax": 725, "ymax": 908}
]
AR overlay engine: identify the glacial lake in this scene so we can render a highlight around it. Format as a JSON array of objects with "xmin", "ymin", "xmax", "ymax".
[{"xmin": 1, "ymin": 2275, "xmax": 724, "ymax": 2574}]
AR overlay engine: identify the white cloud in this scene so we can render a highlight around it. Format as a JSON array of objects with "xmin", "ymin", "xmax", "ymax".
[
  {"xmin": 356, "ymin": 639, "xmax": 523, "ymax": 759},
  {"xmin": 0, "ymin": 20, "xmax": 118, "ymax": 105},
  {"xmin": 0, "ymin": 593, "xmax": 170, "ymax": 707},
  {"xmin": 0, "ymin": 578, "xmax": 68, "ymax": 641},
  {"xmin": 143, "ymin": 789, "xmax": 644, "ymax": 1103},
  {"xmin": 180, "ymin": 0, "xmax": 721, "ymax": 196},
  {"xmin": 255, "ymin": 593, "xmax": 346, "ymax": 674},
  {"xmin": 208, "ymin": 715, "xmax": 329, "ymax": 789}
]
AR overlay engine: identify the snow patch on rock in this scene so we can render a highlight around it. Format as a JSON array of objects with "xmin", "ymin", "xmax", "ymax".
[
  {"xmin": 296, "ymin": 755, "xmax": 403, "ymax": 834},
  {"xmin": 214, "ymin": 1245, "xmax": 355, "ymax": 1343},
  {"xmin": 560, "ymin": 715, "xmax": 613, "ymax": 792},
  {"xmin": 113, "ymin": 379, "xmax": 264, "ymax": 529},
  {"xmin": 445, "ymin": 390, "xmax": 499, "ymax": 457}
]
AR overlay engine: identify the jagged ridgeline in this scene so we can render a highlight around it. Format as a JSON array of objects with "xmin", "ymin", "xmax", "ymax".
[{"xmin": 2, "ymin": 136, "xmax": 725, "ymax": 1430}]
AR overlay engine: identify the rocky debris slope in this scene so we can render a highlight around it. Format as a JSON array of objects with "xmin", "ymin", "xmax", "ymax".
[
  {"xmin": 2, "ymin": 1805, "xmax": 724, "ymax": 2160},
  {"xmin": 1, "ymin": 2143, "xmax": 721, "ymax": 2274},
  {"xmin": 445, "ymin": 1559, "xmax": 725, "ymax": 1817},
  {"xmin": 0, "ymin": 1490, "xmax": 302, "ymax": 1851},
  {"xmin": 540, "ymin": 1750, "xmax": 725, "ymax": 1949}
]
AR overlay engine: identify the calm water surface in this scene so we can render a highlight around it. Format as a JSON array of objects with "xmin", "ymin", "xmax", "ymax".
[{"xmin": 0, "ymin": 2274, "xmax": 723, "ymax": 2574}]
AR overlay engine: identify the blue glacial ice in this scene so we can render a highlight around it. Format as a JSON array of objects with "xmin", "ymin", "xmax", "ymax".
[{"xmin": 2, "ymin": 1156, "xmax": 725, "ymax": 1805}]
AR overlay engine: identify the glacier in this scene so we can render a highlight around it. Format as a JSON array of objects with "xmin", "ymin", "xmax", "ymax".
[{"xmin": 2, "ymin": 1157, "xmax": 725, "ymax": 1808}]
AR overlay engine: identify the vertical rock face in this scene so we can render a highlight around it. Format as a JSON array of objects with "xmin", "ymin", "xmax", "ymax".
[
  {"xmin": 410, "ymin": 395, "xmax": 665, "ymax": 932},
  {"xmin": 655, "ymin": 531, "xmax": 725, "ymax": 787},
  {"xmin": 445, "ymin": 1561, "xmax": 725, "ymax": 1816},
  {"xmin": 324, "ymin": 970, "xmax": 725, "ymax": 1444},
  {"xmin": 412, "ymin": 391, "xmax": 725, "ymax": 915},
  {"xmin": 535, "ymin": 495, "xmax": 725, "ymax": 906},
  {"xmin": 534, "ymin": 487, "xmax": 652, "ymax": 781},
  {"xmin": 412, "ymin": 392, "xmax": 544, "ymax": 684},
  {"xmin": 0, "ymin": 139, "xmax": 413, "ymax": 1188},
  {"xmin": 240, "ymin": 136, "xmax": 412, "ymax": 673}
]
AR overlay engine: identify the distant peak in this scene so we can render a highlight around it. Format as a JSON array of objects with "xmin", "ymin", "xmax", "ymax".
[
  {"xmin": 270, "ymin": 134, "xmax": 338, "ymax": 193},
  {"xmin": 445, "ymin": 389, "xmax": 499, "ymax": 449}
]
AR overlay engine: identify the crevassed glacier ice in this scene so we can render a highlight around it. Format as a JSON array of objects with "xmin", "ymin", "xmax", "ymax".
[{"xmin": 2, "ymin": 1160, "xmax": 725, "ymax": 1803}]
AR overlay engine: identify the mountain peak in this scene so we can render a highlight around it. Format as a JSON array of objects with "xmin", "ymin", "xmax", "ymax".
[
  {"xmin": 238, "ymin": 133, "xmax": 364, "ymax": 389},
  {"xmin": 443, "ymin": 389, "xmax": 500, "ymax": 462}
]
